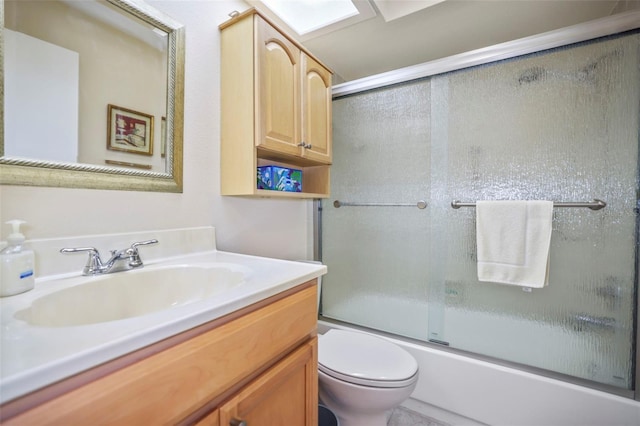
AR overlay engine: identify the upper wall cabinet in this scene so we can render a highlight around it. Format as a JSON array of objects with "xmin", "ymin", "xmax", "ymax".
[{"xmin": 220, "ymin": 9, "xmax": 332, "ymax": 198}]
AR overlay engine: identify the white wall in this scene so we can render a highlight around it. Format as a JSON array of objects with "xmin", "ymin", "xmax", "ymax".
[{"xmin": 0, "ymin": 0, "xmax": 315, "ymax": 262}]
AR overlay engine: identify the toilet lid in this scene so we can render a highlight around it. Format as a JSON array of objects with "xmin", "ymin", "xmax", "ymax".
[{"xmin": 318, "ymin": 330, "xmax": 418, "ymax": 387}]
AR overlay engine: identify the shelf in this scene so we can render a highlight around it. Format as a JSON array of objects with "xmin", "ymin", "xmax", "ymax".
[{"xmin": 221, "ymin": 157, "xmax": 329, "ymax": 199}]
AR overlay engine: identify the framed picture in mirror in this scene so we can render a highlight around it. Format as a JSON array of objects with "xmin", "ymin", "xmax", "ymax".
[
  {"xmin": 107, "ymin": 104, "xmax": 154, "ymax": 156},
  {"xmin": 161, "ymin": 117, "xmax": 167, "ymax": 158}
]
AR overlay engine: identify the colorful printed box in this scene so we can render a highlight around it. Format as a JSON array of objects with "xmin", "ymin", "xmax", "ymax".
[{"xmin": 257, "ymin": 166, "xmax": 302, "ymax": 192}]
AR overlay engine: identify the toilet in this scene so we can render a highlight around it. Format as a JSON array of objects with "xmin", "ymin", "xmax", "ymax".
[{"xmin": 318, "ymin": 329, "xmax": 419, "ymax": 426}]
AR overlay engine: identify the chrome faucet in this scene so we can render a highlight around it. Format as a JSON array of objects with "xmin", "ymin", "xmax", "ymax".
[{"xmin": 60, "ymin": 239, "xmax": 158, "ymax": 276}]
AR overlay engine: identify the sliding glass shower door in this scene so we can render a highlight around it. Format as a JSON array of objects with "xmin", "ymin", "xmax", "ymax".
[
  {"xmin": 321, "ymin": 80, "xmax": 432, "ymax": 341},
  {"xmin": 320, "ymin": 31, "xmax": 639, "ymax": 391}
]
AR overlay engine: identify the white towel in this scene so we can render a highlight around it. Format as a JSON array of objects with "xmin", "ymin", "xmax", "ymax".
[{"xmin": 476, "ymin": 200, "xmax": 553, "ymax": 288}]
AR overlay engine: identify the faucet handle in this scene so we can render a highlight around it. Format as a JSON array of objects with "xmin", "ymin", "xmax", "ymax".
[
  {"xmin": 60, "ymin": 247, "xmax": 103, "ymax": 275},
  {"xmin": 128, "ymin": 239, "xmax": 158, "ymax": 268},
  {"xmin": 130, "ymin": 239, "xmax": 158, "ymax": 250}
]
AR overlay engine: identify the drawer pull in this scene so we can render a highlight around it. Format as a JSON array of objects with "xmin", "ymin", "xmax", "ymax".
[{"xmin": 230, "ymin": 419, "xmax": 247, "ymax": 426}]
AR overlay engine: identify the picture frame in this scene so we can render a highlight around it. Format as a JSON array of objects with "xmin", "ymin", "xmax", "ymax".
[
  {"xmin": 104, "ymin": 159, "xmax": 152, "ymax": 170},
  {"xmin": 161, "ymin": 117, "xmax": 166, "ymax": 158},
  {"xmin": 107, "ymin": 104, "xmax": 154, "ymax": 156}
]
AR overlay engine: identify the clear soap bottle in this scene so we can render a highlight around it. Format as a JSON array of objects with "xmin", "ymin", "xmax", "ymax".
[{"xmin": 0, "ymin": 220, "xmax": 35, "ymax": 297}]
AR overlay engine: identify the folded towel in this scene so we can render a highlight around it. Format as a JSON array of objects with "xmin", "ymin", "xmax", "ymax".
[{"xmin": 476, "ymin": 200, "xmax": 553, "ymax": 288}]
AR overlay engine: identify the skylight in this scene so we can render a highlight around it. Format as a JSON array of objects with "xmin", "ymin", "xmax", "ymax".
[{"xmin": 261, "ymin": 0, "xmax": 360, "ymax": 35}]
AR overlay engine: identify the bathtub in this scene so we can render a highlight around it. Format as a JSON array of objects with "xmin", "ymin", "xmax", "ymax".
[{"xmin": 318, "ymin": 319, "xmax": 640, "ymax": 426}]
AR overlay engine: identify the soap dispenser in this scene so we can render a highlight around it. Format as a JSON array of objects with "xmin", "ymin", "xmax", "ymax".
[{"xmin": 0, "ymin": 220, "xmax": 35, "ymax": 297}]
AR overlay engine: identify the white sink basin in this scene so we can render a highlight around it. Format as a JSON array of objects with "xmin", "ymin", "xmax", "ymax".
[{"xmin": 14, "ymin": 264, "xmax": 246, "ymax": 327}]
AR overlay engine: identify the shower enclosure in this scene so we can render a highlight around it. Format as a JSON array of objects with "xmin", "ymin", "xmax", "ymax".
[{"xmin": 319, "ymin": 16, "xmax": 640, "ymax": 397}]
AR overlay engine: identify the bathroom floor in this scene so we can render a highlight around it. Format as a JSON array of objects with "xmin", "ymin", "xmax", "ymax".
[{"xmin": 388, "ymin": 407, "xmax": 451, "ymax": 426}]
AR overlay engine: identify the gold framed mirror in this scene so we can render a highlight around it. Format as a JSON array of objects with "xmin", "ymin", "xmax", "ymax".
[{"xmin": 0, "ymin": 0, "xmax": 185, "ymax": 192}]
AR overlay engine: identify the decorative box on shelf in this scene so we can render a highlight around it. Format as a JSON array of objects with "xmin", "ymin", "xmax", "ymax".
[{"xmin": 257, "ymin": 166, "xmax": 302, "ymax": 192}]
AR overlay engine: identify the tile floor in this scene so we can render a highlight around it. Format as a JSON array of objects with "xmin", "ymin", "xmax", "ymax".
[{"xmin": 388, "ymin": 407, "xmax": 451, "ymax": 426}]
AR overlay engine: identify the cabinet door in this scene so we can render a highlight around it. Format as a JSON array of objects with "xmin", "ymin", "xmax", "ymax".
[
  {"xmin": 195, "ymin": 409, "xmax": 219, "ymax": 426},
  {"xmin": 219, "ymin": 338, "xmax": 318, "ymax": 426},
  {"xmin": 256, "ymin": 17, "xmax": 301, "ymax": 157},
  {"xmin": 301, "ymin": 54, "xmax": 332, "ymax": 164}
]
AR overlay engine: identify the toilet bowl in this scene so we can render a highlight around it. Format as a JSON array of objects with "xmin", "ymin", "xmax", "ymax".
[{"xmin": 318, "ymin": 329, "xmax": 419, "ymax": 426}]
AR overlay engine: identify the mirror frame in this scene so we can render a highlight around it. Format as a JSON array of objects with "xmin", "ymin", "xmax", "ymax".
[{"xmin": 0, "ymin": 0, "xmax": 185, "ymax": 192}]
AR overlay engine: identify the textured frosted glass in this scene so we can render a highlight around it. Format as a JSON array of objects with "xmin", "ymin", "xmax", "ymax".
[
  {"xmin": 322, "ymin": 31, "xmax": 639, "ymax": 390},
  {"xmin": 434, "ymin": 33, "xmax": 639, "ymax": 389},
  {"xmin": 322, "ymin": 80, "xmax": 431, "ymax": 340}
]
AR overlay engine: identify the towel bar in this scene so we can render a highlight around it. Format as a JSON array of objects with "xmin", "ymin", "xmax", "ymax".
[
  {"xmin": 333, "ymin": 200, "xmax": 427, "ymax": 209},
  {"xmin": 451, "ymin": 199, "xmax": 606, "ymax": 210}
]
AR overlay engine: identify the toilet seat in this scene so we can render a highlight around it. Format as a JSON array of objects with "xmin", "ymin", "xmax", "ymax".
[{"xmin": 318, "ymin": 330, "xmax": 419, "ymax": 388}]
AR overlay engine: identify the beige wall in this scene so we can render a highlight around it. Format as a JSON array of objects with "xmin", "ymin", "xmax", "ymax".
[{"xmin": 0, "ymin": 0, "xmax": 314, "ymax": 262}]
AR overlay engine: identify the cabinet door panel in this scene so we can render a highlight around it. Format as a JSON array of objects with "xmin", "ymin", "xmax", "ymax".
[
  {"xmin": 256, "ymin": 17, "xmax": 301, "ymax": 156},
  {"xmin": 301, "ymin": 54, "xmax": 332, "ymax": 164},
  {"xmin": 220, "ymin": 338, "xmax": 318, "ymax": 426}
]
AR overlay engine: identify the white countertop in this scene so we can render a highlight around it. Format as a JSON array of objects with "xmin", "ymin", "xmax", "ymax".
[{"xmin": 0, "ymin": 250, "xmax": 326, "ymax": 404}]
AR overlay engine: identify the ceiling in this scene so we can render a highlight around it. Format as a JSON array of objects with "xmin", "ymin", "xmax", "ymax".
[{"xmin": 250, "ymin": 0, "xmax": 638, "ymax": 83}]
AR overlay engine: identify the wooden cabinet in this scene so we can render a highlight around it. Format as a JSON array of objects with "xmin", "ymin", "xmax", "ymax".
[
  {"xmin": 219, "ymin": 339, "xmax": 317, "ymax": 426},
  {"xmin": 0, "ymin": 283, "xmax": 318, "ymax": 426},
  {"xmin": 220, "ymin": 9, "xmax": 332, "ymax": 198}
]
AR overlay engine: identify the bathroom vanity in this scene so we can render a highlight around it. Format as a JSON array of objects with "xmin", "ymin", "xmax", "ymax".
[
  {"xmin": 2, "ymin": 283, "xmax": 318, "ymax": 425},
  {"xmin": 0, "ymin": 232, "xmax": 325, "ymax": 425}
]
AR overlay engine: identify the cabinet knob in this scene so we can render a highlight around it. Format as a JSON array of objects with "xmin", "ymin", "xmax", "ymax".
[
  {"xmin": 305, "ymin": 143, "xmax": 312, "ymax": 149},
  {"xmin": 230, "ymin": 419, "xmax": 247, "ymax": 426},
  {"xmin": 297, "ymin": 142, "xmax": 306, "ymax": 147}
]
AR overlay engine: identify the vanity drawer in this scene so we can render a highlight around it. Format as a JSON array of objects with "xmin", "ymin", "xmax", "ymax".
[{"xmin": 3, "ymin": 282, "xmax": 318, "ymax": 425}]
